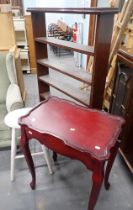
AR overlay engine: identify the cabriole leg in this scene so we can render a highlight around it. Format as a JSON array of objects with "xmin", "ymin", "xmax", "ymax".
[
  {"xmin": 20, "ymin": 127, "xmax": 36, "ymax": 189},
  {"xmin": 104, "ymin": 141, "xmax": 120, "ymax": 190}
]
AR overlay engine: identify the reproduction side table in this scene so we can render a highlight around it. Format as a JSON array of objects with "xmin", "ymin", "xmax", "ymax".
[
  {"xmin": 4, "ymin": 107, "xmax": 53, "ymax": 181},
  {"xmin": 19, "ymin": 97, "xmax": 124, "ymax": 210}
]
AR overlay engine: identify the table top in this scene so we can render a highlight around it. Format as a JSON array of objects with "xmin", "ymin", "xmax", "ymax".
[
  {"xmin": 19, "ymin": 97, "xmax": 124, "ymax": 160},
  {"xmin": 4, "ymin": 107, "xmax": 32, "ymax": 129}
]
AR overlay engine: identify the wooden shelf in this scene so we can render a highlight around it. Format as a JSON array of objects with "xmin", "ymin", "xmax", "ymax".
[
  {"xmin": 35, "ymin": 37, "xmax": 94, "ymax": 55},
  {"xmin": 0, "ymin": 13, "xmax": 16, "ymax": 50},
  {"xmin": 13, "ymin": 17, "xmax": 30, "ymax": 73},
  {"xmin": 37, "ymin": 58, "xmax": 92, "ymax": 84},
  {"xmin": 39, "ymin": 75, "xmax": 90, "ymax": 106},
  {"xmin": 22, "ymin": 64, "xmax": 30, "ymax": 71},
  {"xmin": 17, "ymin": 40, "xmax": 27, "ymax": 47},
  {"xmin": 27, "ymin": 7, "xmax": 119, "ymax": 14}
]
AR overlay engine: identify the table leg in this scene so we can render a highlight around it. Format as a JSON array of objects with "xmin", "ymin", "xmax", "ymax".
[
  {"xmin": 10, "ymin": 128, "xmax": 16, "ymax": 181},
  {"xmin": 88, "ymin": 162, "xmax": 104, "ymax": 210},
  {"xmin": 104, "ymin": 141, "xmax": 120, "ymax": 190},
  {"xmin": 20, "ymin": 127, "xmax": 36, "ymax": 190}
]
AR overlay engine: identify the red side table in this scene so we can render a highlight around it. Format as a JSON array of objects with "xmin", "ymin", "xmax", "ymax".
[{"xmin": 19, "ymin": 97, "xmax": 124, "ymax": 210}]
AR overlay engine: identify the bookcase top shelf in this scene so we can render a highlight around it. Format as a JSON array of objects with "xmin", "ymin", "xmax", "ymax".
[{"xmin": 27, "ymin": 7, "xmax": 119, "ymax": 14}]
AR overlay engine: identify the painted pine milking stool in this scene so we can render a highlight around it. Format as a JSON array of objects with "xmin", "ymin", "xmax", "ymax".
[
  {"xmin": 19, "ymin": 97, "xmax": 124, "ymax": 210},
  {"xmin": 5, "ymin": 107, "xmax": 53, "ymax": 181}
]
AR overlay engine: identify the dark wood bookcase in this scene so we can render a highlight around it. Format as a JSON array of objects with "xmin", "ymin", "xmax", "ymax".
[
  {"xmin": 27, "ymin": 7, "xmax": 118, "ymax": 109},
  {"xmin": 110, "ymin": 49, "xmax": 133, "ymax": 173}
]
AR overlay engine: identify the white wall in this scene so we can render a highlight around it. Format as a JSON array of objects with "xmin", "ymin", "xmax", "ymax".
[
  {"xmin": 98, "ymin": 0, "xmax": 109, "ymax": 7},
  {"xmin": 36, "ymin": 0, "xmax": 89, "ymax": 7},
  {"xmin": 23, "ymin": 0, "xmax": 36, "ymax": 13},
  {"xmin": 35, "ymin": 0, "xmax": 90, "ymax": 28},
  {"xmin": 60, "ymin": 0, "xmax": 91, "ymax": 68}
]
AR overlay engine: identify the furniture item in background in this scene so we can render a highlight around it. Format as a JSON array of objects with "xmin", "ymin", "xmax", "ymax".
[
  {"xmin": 19, "ymin": 97, "xmax": 124, "ymax": 210},
  {"xmin": 13, "ymin": 17, "xmax": 27, "ymax": 48},
  {"xmin": 104, "ymin": 0, "xmax": 133, "ymax": 110},
  {"xmin": 0, "ymin": 12, "xmax": 16, "ymax": 50},
  {"xmin": 0, "ymin": 3, "xmax": 11, "ymax": 12},
  {"xmin": 13, "ymin": 17, "xmax": 30, "ymax": 73},
  {"xmin": 48, "ymin": 20, "xmax": 73, "ymax": 57},
  {"xmin": 13, "ymin": 47, "xmax": 26, "ymax": 101},
  {"xmin": 84, "ymin": 0, "xmax": 133, "ymax": 110},
  {"xmin": 11, "ymin": 0, "xmax": 24, "ymax": 16},
  {"xmin": 0, "ymin": 51, "xmax": 23, "ymax": 148},
  {"xmin": 48, "ymin": 19, "xmax": 73, "ymax": 40},
  {"xmin": 28, "ymin": 7, "xmax": 118, "ymax": 110},
  {"xmin": 110, "ymin": 49, "xmax": 133, "ymax": 173},
  {"xmin": 0, "ymin": 0, "xmax": 10, "ymax": 2},
  {"xmin": 0, "ymin": 0, "xmax": 24, "ymax": 16},
  {"xmin": 4, "ymin": 107, "xmax": 53, "ymax": 181},
  {"xmin": 25, "ymin": 15, "xmax": 37, "ymax": 74},
  {"xmin": 85, "ymin": 0, "xmax": 97, "ymax": 75},
  {"xmin": 0, "ymin": 12, "xmax": 26, "ymax": 100}
]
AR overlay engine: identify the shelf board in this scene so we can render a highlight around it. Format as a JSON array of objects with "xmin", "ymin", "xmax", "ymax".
[
  {"xmin": 27, "ymin": 7, "xmax": 119, "ymax": 14},
  {"xmin": 15, "ymin": 29, "xmax": 25, "ymax": 32},
  {"xmin": 35, "ymin": 37, "xmax": 94, "ymax": 55},
  {"xmin": 17, "ymin": 41, "xmax": 27, "ymax": 46},
  {"xmin": 39, "ymin": 75, "xmax": 90, "ymax": 106},
  {"xmin": 22, "ymin": 65, "xmax": 30, "ymax": 71},
  {"xmin": 37, "ymin": 58, "xmax": 92, "ymax": 84}
]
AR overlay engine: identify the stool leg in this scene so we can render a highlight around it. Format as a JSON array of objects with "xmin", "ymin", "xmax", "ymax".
[
  {"xmin": 41, "ymin": 145, "xmax": 53, "ymax": 174},
  {"xmin": 10, "ymin": 128, "xmax": 16, "ymax": 181}
]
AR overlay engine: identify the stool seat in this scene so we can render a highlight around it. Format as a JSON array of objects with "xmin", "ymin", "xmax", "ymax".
[
  {"xmin": 5, "ymin": 108, "xmax": 32, "ymax": 129},
  {"xmin": 19, "ymin": 97, "xmax": 124, "ymax": 210}
]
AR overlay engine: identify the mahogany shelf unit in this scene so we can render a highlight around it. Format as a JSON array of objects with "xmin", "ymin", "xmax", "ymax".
[{"xmin": 28, "ymin": 7, "xmax": 118, "ymax": 109}]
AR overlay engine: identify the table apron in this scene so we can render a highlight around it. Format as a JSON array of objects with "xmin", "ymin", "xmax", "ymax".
[{"xmin": 24, "ymin": 127, "xmax": 103, "ymax": 171}]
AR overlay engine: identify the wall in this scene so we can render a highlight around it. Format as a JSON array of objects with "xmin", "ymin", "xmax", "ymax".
[
  {"xmin": 23, "ymin": 0, "xmax": 36, "ymax": 13},
  {"xmin": 98, "ymin": 0, "xmax": 109, "ymax": 7}
]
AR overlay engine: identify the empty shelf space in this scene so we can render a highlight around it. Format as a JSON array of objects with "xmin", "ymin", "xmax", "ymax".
[
  {"xmin": 39, "ymin": 75, "xmax": 90, "ymax": 106},
  {"xmin": 37, "ymin": 58, "xmax": 92, "ymax": 84},
  {"xmin": 35, "ymin": 37, "xmax": 94, "ymax": 55}
]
